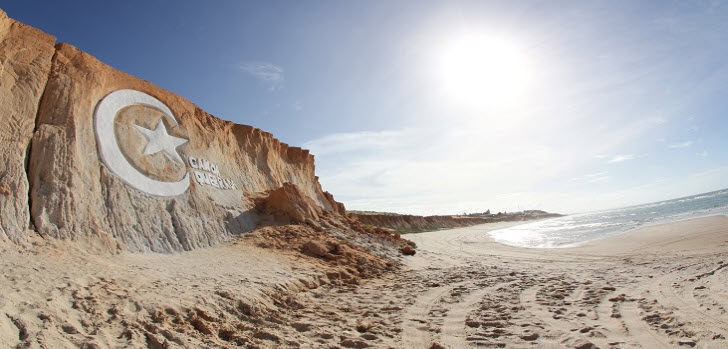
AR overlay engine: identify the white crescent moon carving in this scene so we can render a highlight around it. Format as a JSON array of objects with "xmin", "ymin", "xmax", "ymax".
[{"xmin": 94, "ymin": 89, "xmax": 190, "ymax": 196}]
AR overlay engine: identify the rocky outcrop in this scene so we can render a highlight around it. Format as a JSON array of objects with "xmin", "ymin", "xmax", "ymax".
[
  {"xmin": 256, "ymin": 182, "xmax": 323, "ymax": 224},
  {"xmin": 0, "ymin": 9, "xmax": 346, "ymax": 252},
  {"xmin": 0, "ymin": 9, "xmax": 56, "ymax": 243},
  {"xmin": 322, "ymin": 190, "xmax": 346, "ymax": 216}
]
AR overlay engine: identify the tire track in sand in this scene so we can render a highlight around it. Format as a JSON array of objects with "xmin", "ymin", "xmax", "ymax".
[
  {"xmin": 401, "ymin": 281, "xmax": 468, "ymax": 348},
  {"xmin": 519, "ymin": 283, "xmax": 622, "ymax": 349},
  {"xmin": 439, "ymin": 281, "xmax": 516, "ymax": 348},
  {"xmin": 620, "ymin": 297, "xmax": 676, "ymax": 348}
]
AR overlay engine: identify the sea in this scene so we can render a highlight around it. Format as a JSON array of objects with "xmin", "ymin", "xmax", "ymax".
[{"xmin": 487, "ymin": 188, "xmax": 728, "ymax": 248}]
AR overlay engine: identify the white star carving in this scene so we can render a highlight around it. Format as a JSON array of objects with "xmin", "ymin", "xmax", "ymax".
[{"xmin": 133, "ymin": 119, "xmax": 188, "ymax": 164}]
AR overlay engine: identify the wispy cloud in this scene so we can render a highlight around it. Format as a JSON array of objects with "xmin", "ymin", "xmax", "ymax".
[
  {"xmin": 697, "ymin": 150, "xmax": 709, "ymax": 157},
  {"xmin": 570, "ymin": 172, "xmax": 610, "ymax": 183},
  {"xmin": 304, "ymin": 126, "xmax": 572, "ymax": 214},
  {"xmin": 237, "ymin": 61, "xmax": 284, "ymax": 90},
  {"xmin": 304, "ymin": 130, "xmax": 406, "ymax": 156},
  {"xmin": 608, "ymin": 154, "xmax": 636, "ymax": 163},
  {"xmin": 669, "ymin": 140, "xmax": 694, "ymax": 149}
]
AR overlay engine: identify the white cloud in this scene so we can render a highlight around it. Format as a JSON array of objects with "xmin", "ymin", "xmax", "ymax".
[
  {"xmin": 697, "ymin": 150, "xmax": 709, "ymax": 157},
  {"xmin": 237, "ymin": 62, "xmax": 284, "ymax": 90},
  {"xmin": 305, "ymin": 126, "xmax": 577, "ymax": 214},
  {"xmin": 305, "ymin": 102, "xmax": 683, "ymax": 215},
  {"xmin": 669, "ymin": 140, "xmax": 694, "ymax": 149},
  {"xmin": 607, "ymin": 154, "xmax": 636, "ymax": 163},
  {"xmin": 569, "ymin": 172, "xmax": 610, "ymax": 183},
  {"xmin": 304, "ymin": 130, "xmax": 407, "ymax": 156},
  {"xmin": 584, "ymin": 172, "xmax": 610, "ymax": 183}
]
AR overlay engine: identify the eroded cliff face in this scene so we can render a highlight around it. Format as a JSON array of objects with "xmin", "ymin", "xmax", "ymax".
[
  {"xmin": 0, "ymin": 9, "xmax": 345, "ymax": 253},
  {"xmin": 0, "ymin": 9, "xmax": 56, "ymax": 243}
]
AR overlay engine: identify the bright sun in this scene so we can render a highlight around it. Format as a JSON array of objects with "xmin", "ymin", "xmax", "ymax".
[{"xmin": 437, "ymin": 35, "xmax": 531, "ymax": 109}]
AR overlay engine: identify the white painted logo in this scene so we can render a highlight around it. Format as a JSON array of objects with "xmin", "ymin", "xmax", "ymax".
[
  {"xmin": 95, "ymin": 89, "xmax": 238, "ymax": 196},
  {"xmin": 134, "ymin": 119, "xmax": 188, "ymax": 164},
  {"xmin": 188, "ymin": 156, "xmax": 238, "ymax": 190},
  {"xmin": 95, "ymin": 89, "xmax": 190, "ymax": 196}
]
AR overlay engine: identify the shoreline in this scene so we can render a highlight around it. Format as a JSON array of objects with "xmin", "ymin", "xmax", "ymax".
[
  {"xmin": 478, "ymin": 211, "xmax": 728, "ymax": 250},
  {"xmin": 563, "ymin": 213, "xmax": 728, "ymax": 250}
]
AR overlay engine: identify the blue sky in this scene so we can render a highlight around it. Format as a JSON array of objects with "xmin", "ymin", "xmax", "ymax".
[{"xmin": 5, "ymin": 1, "xmax": 727, "ymax": 214}]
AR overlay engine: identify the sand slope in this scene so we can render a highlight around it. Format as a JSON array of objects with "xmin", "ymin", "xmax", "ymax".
[{"xmin": 0, "ymin": 221, "xmax": 403, "ymax": 348}]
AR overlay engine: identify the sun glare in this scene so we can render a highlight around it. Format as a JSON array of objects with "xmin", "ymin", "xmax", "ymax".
[{"xmin": 436, "ymin": 35, "xmax": 531, "ymax": 109}]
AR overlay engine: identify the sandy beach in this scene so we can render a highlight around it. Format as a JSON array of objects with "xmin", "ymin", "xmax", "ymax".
[
  {"xmin": 1, "ymin": 215, "xmax": 726, "ymax": 348},
  {"xmin": 278, "ymin": 215, "xmax": 728, "ymax": 348},
  {"xmin": 392, "ymin": 215, "xmax": 728, "ymax": 348}
]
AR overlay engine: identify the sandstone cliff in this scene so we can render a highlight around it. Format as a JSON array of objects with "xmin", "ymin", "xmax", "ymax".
[
  {"xmin": 0, "ymin": 9, "xmax": 56, "ymax": 243},
  {"xmin": 0, "ymin": 9, "xmax": 346, "ymax": 253}
]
